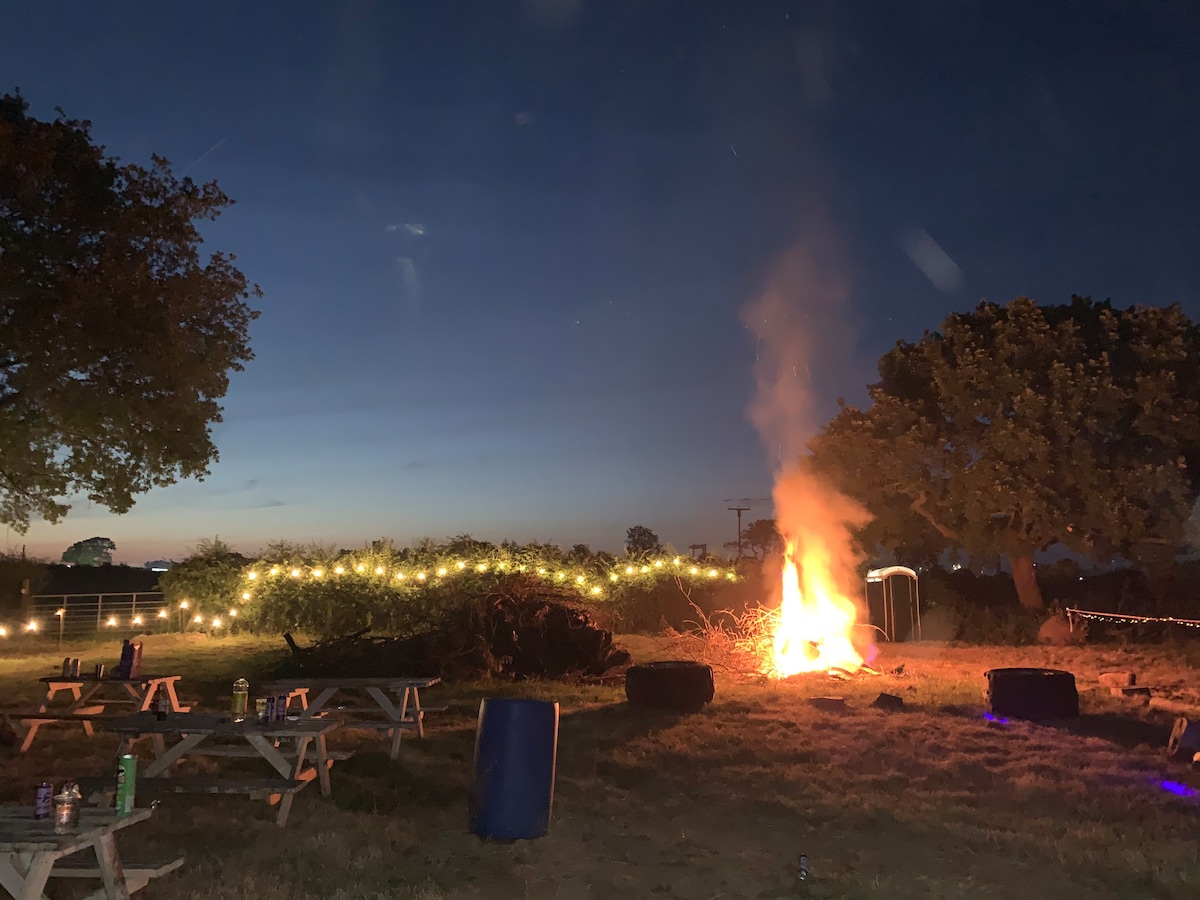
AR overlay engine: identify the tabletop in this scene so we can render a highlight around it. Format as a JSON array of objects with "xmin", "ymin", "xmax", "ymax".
[
  {"xmin": 262, "ymin": 676, "xmax": 440, "ymax": 690},
  {"xmin": 0, "ymin": 807, "xmax": 151, "ymax": 854},
  {"xmin": 102, "ymin": 711, "xmax": 340, "ymax": 737},
  {"xmin": 39, "ymin": 674, "xmax": 180, "ymax": 685}
]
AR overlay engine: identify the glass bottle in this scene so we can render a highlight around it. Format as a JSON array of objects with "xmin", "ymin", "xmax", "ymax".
[{"xmin": 232, "ymin": 677, "xmax": 249, "ymax": 722}]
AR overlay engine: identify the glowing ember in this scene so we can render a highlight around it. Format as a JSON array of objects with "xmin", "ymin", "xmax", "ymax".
[{"xmin": 769, "ymin": 540, "xmax": 864, "ymax": 677}]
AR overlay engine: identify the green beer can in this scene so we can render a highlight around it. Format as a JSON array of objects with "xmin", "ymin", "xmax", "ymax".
[{"xmin": 115, "ymin": 754, "xmax": 137, "ymax": 816}]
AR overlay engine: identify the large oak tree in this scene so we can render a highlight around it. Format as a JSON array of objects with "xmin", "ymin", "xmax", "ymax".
[
  {"xmin": 0, "ymin": 93, "xmax": 260, "ymax": 530},
  {"xmin": 809, "ymin": 297, "xmax": 1200, "ymax": 608}
]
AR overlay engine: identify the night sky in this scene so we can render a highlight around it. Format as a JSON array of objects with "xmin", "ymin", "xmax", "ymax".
[{"xmin": 3, "ymin": 1, "xmax": 1199, "ymax": 564}]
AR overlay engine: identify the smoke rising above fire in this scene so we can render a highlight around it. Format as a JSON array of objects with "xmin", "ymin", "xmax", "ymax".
[{"xmin": 740, "ymin": 234, "xmax": 874, "ymax": 674}]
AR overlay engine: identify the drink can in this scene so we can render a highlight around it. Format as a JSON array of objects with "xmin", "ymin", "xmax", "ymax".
[
  {"xmin": 94, "ymin": 663, "xmax": 105, "ymax": 679},
  {"xmin": 276, "ymin": 693, "xmax": 289, "ymax": 721},
  {"xmin": 264, "ymin": 695, "xmax": 275, "ymax": 723},
  {"xmin": 115, "ymin": 754, "xmax": 137, "ymax": 816},
  {"xmin": 70, "ymin": 658, "xmax": 81, "ymax": 678},
  {"xmin": 798, "ymin": 854, "xmax": 810, "ymax": 881},
  {"xmin": 61, "ymin": 658, "xmax": 71, "ymax": 677},
  {"xmin": 34, "ymin": 782, "xmax": 53, "ymax": 819}
]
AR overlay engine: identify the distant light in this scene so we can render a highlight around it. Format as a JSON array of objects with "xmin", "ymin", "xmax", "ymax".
[
  {"xmin": 132, "ymin": 615, "xmax": 143, "ymax": 626},
  {"xmin": 575, "ymin": 575, "xmax": 585, "ymax": 584},
  {"xmin": 610, "ymin": 573, "xmax": 619, "ymax": 582},
  {"xmin": 395, "ymin": 572, "xmax": 405, "ymax": 580},
  {"xmin": 983, "ymin": 712, "xmax": 1009, "ymax": 725},
  {"xmin": 290, "ymin": 568, "xmax": 300, "ymax": 578},
  {"xmin": 157, "ymin": 609, "xmax": 168, "ymax": 619},
  {"xmin": 334, "ymin": 566, "xmax": 345, "ymax": 575},
  {"xmin": 477, "ymin": 563, "xmax": 488, "ymax": 572},
  {"xmin": 106, "ymin": 617, "xmax": 118, "ymax": 627},
  {"xmin": 150, "ymin": 565, "xmax": 169, "ymax": 572},
  {"xmin": 436, "ymin": 568, "xmax": 447, "ymax": 577},
  {"xmin": 247, "ymin": 571, "xmax": 258, "ymax": 581},
  {"xmin": 590, "ymin": 586, "xmax": 602, "ymax": 595},
  {"xmin": 211, "ymin": 617, "xmax": 222, "ymax": 628},
  {"xmin": 641, "ymin": 566, "xmax": 650, "ymax": 574},
  {"xmin": 689, "ymin": 567, "xmax": 699, "ymax": 575},
  {"xmin": 55, "ymin": 609, "xmax": 65, "ymax": 617},
  {"xmin": 193, "ymin": 614, "xmax": 203, "ymax": 624},
  {"xmin": 417, "ymin": 572, "xmax": 427, "ymax": 581},
  {"xmin": 374, "ymin": 566, "xmax": 384, "ymax": 575},
  {"xmin": 269, "ymin": 567, "xmax": 280, "ymax": 576},
  {"xmin": 355, "ymin": 564, "xmax": 365, "ymax": 573},
  {"xmin": 708, "ymin": 569, "xmax": 718, "ymax": 578},
  {"xmin": 654, "ymin": 560, "xmax": 663, "ymax": 568},
  {"xmin": 625, "ymin": 566, "xmax": 634, "ymax": 575},
  {"xmin": 0, "ymin": 626, "xmax": 6, "ymax": 637},
  {"xmin": 312, "ymin": 568, "xmax": 324, "ymax": 578},
  {"xmin": 456, "ymin": 561, "xmax": 466, "ymax": 570},
  {"xmin": 229, "ymin": 609, "xmax": 238, "ymax": 617},
  {"xmin": 180, "ymin": 600, "xmax": 190, "ymax": 610},
  {"xmin": 241, "ymin": 591, "xmax": 251, "ymax": 601},
  {"xmin": 25, "ymin": 620, "xmax": 38, "ymax": 632}
]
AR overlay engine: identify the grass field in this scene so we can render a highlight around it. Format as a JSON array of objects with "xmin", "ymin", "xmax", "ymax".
[{"xmin": 2, "ymin": 633, "xmax": 1199, "ymax": 899}]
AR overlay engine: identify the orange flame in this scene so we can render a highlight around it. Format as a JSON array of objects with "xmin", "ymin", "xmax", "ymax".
[{"xmin": 770, "ymin": 539, "xmax": 864, "ymax": 677}]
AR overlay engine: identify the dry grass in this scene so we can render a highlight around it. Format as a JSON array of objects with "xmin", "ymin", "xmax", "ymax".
[{"xmin": 2, "ymin": 633, "xmax": 1200, "ymax": 899}]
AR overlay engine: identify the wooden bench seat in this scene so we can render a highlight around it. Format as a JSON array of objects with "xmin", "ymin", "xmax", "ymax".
[
  {"xmin": 16, "ymin": 709, "xmax": 106, "ymax": 753},
  {"xmin": 181, "ymin": 746, "xmax": 355, "ymax": 762},
  {"xmin": 50, "ymin": 851, "xmax": 185, "ymax": 894}
]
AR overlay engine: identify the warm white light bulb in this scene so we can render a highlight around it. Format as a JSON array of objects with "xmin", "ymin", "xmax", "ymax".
[
  {"xmin": 157, "ymin": 609, "xmax": 168, "ymax": 619},
  {"xmin": 248, "ymin": 571, "xmax": 258, "ymax": 580}
]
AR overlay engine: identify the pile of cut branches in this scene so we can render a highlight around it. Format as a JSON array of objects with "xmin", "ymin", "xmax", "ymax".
[{"xmin": 275, "ymin": 574, "xmax": 631, "ymax": 681}]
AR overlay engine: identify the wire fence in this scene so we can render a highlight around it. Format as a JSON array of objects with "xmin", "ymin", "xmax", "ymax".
[{"xmin": 24, "ymin": 592, "xmax": 175, "ymax": 639}]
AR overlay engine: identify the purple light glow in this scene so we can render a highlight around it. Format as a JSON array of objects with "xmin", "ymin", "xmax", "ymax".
[
  {"xmin": 1159, "ymin": 780, "xmax": 1198, "ymax": 799},
  {"xmin": 983, "ymin": 712, "xmax": 1010, "ymax": 725}
]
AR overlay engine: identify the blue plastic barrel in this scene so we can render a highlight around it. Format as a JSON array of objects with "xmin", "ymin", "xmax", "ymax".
[{"xmin": 469, "ymin": 698, "xmax": 559, "ymax": 840}]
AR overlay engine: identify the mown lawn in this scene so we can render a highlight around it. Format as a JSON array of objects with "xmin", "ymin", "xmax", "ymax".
[{"xmin": 2, "ymin": 633, "xmax": 1199, "ymax": 899}]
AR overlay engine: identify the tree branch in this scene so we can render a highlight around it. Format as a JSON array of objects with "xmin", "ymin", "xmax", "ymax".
[{"xmin": 911, "ymin": 492, "xmax": 958, "ymax": 540}]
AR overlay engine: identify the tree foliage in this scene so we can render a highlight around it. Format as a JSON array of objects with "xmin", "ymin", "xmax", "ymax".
[
  {"xmin": 809, "ymin": 297, "xmax": 1200, "ymax": 608},
  {"xmin": 61, "ymin": 536, "xmax": 115, "ymax": 566},
  {"xmin": 157, "ymin": 537, "xmax": 250, "ymax": 618},
  {"xmin": 742, "ymin": 518, "xmax": 781, "ymax": 561},
  {"xmin": 625, "ymin": 525, "xmax": 662, "ymax": 555},
  {"xmin": 0, "ymin": 92, "xmax": 261, "ymax": 530}
]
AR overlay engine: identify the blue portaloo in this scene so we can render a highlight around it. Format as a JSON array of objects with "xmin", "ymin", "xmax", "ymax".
[{"xmin": 469, "ymin": 698, "xmax": 559, "ymax": 840}]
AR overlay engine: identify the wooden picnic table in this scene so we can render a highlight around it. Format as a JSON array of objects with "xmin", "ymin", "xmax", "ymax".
[
  {"xmin": 19, "ymin": 675, "xmax": 189, "ymax": 753},
  {"xmin": 101, "ymin": 712, "xmax": 341, "ymax": 827},
  {"xmin": 0, "ymin": 805, "xmax": 182, "ymax": 900},
  {"xmin": 261, "ymin": 676, "xmax": 441, "ymax": 760}
]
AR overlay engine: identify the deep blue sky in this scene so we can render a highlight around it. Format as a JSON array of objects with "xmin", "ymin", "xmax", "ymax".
[{"xmin": 3, "ymin": 1, "xmax": 1199, "ymax": 564}]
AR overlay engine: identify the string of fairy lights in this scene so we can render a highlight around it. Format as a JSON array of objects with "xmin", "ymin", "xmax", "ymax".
[
  {"xmin": 0, "ymin": 554, "xmax": 737, "ymax": 637},
  {"xmin": 1065, "ymin": 607, "xmax": 1200, "ymax": 630}
]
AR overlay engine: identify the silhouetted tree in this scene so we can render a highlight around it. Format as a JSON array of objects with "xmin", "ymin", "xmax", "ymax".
[
  {"xmin": 0, "ymin": 92, "xmax": 260, "ymax": 531},
  {"xmin": 810, "ymin": 297, "xmax": 1200, "ymax": 608},
  {"xmin": 625, "ymin": 525, "xmax": 662, "ymax": 555},
  {"xmin": 61, "ymin": 537, "xmax": 116, "ymax": 566}
]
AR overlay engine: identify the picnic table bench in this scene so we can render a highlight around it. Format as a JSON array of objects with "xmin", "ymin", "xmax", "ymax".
[
  {"xmin": 261, "ymin": 676, "xmax": 441, "ymax": 760},
  {"xmin": 18, "ymin": 675, "xmax": 188, "ymax": 754},
  {"xmin": 0, "ymin": 805, "xmax": 182, "ymax": 900},
  {"xmin": 101, "ymin": 712, "xmax": 341, "ymax": 827}
]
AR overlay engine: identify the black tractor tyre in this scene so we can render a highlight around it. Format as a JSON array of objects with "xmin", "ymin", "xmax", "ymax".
[
  {"xmin": 985, "ymin": 667, "xmax": 1079, "ymax": 720},
  {"xmin": 625, "ymin": 660, "xmax": 715, "ymax": 713}
]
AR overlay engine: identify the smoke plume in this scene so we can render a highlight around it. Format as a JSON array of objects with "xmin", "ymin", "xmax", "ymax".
[{"xmin": 740, "ymin": 230, "xmax": 872, "ymax": 633}]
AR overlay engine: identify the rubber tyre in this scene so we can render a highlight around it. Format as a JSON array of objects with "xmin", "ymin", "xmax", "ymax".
[
  {"xmin": 985, "ymin": 667, "xmax": 1079, "ymax": 720},
  {"xmin": 625, "ymin": 661, "xmax": 714, "ymax": 713}
]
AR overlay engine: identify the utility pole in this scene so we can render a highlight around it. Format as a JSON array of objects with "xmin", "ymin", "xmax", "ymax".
[{"xmin": 727, "ymin": 506, "xmax": 750, "ymax": 561}]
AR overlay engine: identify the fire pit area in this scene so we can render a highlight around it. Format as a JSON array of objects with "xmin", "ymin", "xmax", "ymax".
[{"xmin": 3, "ymin": 636, "xmax": 1199, "ymax": 896}]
